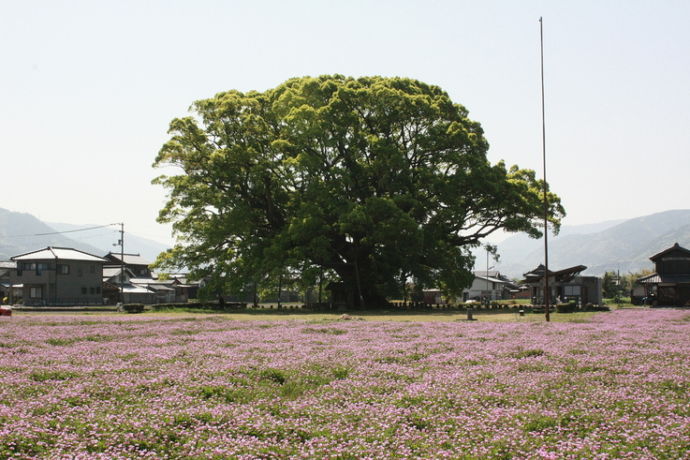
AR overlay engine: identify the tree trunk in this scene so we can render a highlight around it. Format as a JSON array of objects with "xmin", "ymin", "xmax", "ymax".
[{"xmin": 332, "ymin": 262, "xmax": 389, "ymax": 309}]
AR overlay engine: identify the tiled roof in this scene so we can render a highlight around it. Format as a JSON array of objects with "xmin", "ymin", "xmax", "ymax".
[
  {"xmin": 649, "ymin": 242, "xmax": 690, "ymax": 261},
  {"xmin": 12, "ymin": 247, "xmax": 105, "ymax": 262},
  {"xmin": 105, "ymin": 252, "xmax": 151, "ymax": 266}
]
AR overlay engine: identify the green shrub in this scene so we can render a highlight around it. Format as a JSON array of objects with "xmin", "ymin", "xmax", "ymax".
[
  {"xmin": 122, "ymin": 303, "xmax": 145, "ymax": 314},
  {"xmin": 556, "ymin": 303, "xmax": 577, "ymax": 313}
]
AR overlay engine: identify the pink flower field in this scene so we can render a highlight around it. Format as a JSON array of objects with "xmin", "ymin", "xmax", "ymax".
[{"xmin": 0, "ymin": 309, "xmax": 688, "ymax": 459}]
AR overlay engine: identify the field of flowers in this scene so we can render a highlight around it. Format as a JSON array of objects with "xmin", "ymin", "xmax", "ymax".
[{"xmin": 0, "ymin": 309, "xmax": 688, "ymax": 459}]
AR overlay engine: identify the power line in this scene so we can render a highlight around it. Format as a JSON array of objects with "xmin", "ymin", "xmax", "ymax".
[{"xmin": 3, "ymin": 223, "xmax": 120, "ymax": 239}]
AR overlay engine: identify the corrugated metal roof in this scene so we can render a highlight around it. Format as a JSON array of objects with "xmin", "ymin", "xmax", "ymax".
[
  {"xmin": 12, "ymin": 247, "xmax": 105, "ymax": 262},
  {"xmin": 122, "ymin": 284, "xmax": 152, "ymax": 294},
  {"xmin": 139, "ymin": 284, "xmax": 175, "ymax": 292},
  {"xmin": 475, "ymin": 275, "xmax": 510, "ymax": 284},
  {"xmin": 129, "ymin": 277, "xmax": 169, "ymax": 284},
  {"xmin": 636, "ymin": 273, "xmax": 659, "ymax": 284}
]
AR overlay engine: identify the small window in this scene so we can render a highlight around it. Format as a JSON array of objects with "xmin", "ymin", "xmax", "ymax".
[
  {"xmin": 30, "ymin": 287, "xmax": 42, "ymax": 298},
  {"xmin": 563, "ymin": 286, "xmax": 581, "ymax": 296},
  {"xmin": 59, "ymin": 264, "xmax": 70, "ymax": 275},
  {"xmin": 81, "ymin": 287, "xmax": 87, "ymax": 295}
]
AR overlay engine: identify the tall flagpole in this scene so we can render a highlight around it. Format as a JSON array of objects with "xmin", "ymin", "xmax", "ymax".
[{"xmin": 540, "ymin": 17, "xmax": 551, "ymax": 322}]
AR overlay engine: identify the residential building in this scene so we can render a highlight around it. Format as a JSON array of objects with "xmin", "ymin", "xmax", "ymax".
[
  {"xmin": 103, "ymin": 252, "xmax": 153, "ymax": 278},
  {"xmin": 11, "ymin": 247, "xmax": 105, "ymax": 306},
  {"xmin": 521, "ymin": 264, "xmax": 602, "ymax": 306},
  {"xmin": 129, "ymin": 278, "xmax": 176, "ymax": 304},
  {"xmin": 0, "ymin": 261, "xmax": 18, "ymax": 303},
  {"xmin": 462, "ymin": 272, "xmax": 514, "ymax": 302},
  {"xmin": 635, "ymin": 242, "xmax": 690, "ymax": 306},
  {"xmin": 422, "ymin": 271, "xmax": 519, "ymax": 304}
]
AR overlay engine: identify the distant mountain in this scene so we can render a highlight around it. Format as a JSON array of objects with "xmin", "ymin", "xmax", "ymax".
[
  {"xmin": 0, "ymin": 208, "xmax": 102, "ymax": 260},
  {"xmin": 489, "ymin": 209, "xmax": 690, "ymax": 278},
  {"xmin": 0, "ymin": 208, "xmax": 169, "ymax": 263}
]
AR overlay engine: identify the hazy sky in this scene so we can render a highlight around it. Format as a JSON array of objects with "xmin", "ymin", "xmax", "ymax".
[{"xmin": 2, "ymin": 0, "xmax": 689, "ymax": 246}]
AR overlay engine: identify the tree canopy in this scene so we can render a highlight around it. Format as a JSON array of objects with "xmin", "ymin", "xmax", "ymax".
[{"xmin": 153, "ymin": 75, "xmax": 564, "ymax": 307}]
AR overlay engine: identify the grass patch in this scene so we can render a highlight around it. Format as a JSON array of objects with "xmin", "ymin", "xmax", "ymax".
[
  {"xmin": 523, "ymin": 414, "xmax": 560, "ymax": 432},
  {"xmin": 511, "ymin": 349, "xmax": 546, "ymax": 359},
  {"xmin": 301, "ymin": 327, "xmax": 347, "ymax": 335},
  {"xmin": 30, "ymin": 370, "xmax": 79, "ymax": 382}
]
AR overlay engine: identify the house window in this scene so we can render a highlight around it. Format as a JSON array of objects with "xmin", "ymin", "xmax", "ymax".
[
  {"xmin": 36, "ymin": 263, "xmax": 49, "ymax": 275},
  {"xmin": 59, "ymin": 264, "xmax": 70, "ymax": 275},
  {"xmin": 81, "ymin": 287, "xmax": 87, "ymax": 295},
  {"xmin": 563, "ymin": 285, "xmax": 581, "ymax": 296},
  {"xmin": 30, "ymin": 286, "xmax": 42, "ymax": 298}
]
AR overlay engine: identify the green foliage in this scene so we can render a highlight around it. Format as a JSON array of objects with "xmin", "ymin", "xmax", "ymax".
[
  {"xmin": 301, "ymin": 327, "xmax": 347, "ymax": 335},
  {"xmin": 30, "ymin": 370, "xmax": 79, "ymax": 382},
  {"xmin": 522, "ymin": 415, "xmax": 560, "ymax": 432},
  {"xmin": 122, "ymin": 303, "xmax": 145, "ymax": 313},
  {"xmin": 153, "ymin": 75, "xmax": 564, "ymax": 307},
  {"xmin": 511, "ymin": 349, "xmax": 546, "ymax": 359},
  {"xmin": 556, "ymin": 302, "xmax": 577, "ymax": 313}
]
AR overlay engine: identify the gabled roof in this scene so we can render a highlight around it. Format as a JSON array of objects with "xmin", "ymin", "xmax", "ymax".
[
  {"xmin": 104, "ymin": 252, "xmax": 151, "ymax": 266},
  {"xmin": 636, "ymin": 273, "xmax": 660, "ymax": 284},
  {"xmin": 103, "ymin": 266, "xmax": 135, "ymax": 280},
  {"xmin": 12, "ymin": 247, "xmax": 105, "ymax": 262},
  {"xmin": 474, "ymin": 275, "xmax": 510, "ymax": 285},
  {"xmin": 522, "ymin": 264, "xmax": 587, "ymax": 283},
  {"xmin": 636, "ymin": 272, "xmax": 690, "ymax": 284},
  {"xmin": 474, "ymin": 270, "xmax": 503, "ymax": 279},
  {"xmin": 649, "ymin": 242, "xmax": 690, "ymax": 262}
]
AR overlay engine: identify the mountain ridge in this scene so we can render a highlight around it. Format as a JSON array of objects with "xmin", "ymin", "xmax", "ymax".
[
  {"xmin": 0, "ymin": 208, "xmax": 169, "ymax": 262},
  {"xmin": 490, "ymin": 209, "xmax": 690, "ymax": 277},
  {"xmin": 3, "ymin": 207, "xmax": 689, "ymax": 279}
]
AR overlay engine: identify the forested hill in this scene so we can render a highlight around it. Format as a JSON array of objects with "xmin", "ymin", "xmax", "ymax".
[
  {"xmin": 0, "ymin": 208, "xmax": 168, "ymax": 262},
  {"xmin": 491, "ymin": 209, "xmax": 690, "ymax": 277}
]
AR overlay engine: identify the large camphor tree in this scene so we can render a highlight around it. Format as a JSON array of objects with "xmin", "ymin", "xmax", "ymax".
[{"xmin": 153, "ymin": 75, "xmax": 564, "ymax": 307}]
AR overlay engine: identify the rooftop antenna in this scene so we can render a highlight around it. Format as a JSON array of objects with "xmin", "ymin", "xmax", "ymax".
[{"xmin": 540, "ymin": 17, "xmax": 551, "ymax": 322}]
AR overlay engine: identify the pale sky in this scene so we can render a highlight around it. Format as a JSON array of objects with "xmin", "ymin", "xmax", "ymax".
[{"xmin": 2, "ymin": 0, "xmax": 689, "ymax": 245}]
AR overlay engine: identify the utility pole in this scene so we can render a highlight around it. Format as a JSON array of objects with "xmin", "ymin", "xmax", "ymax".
[
  {"xmin": 119, "ymin": 223, "xmax": 124, "ymax": 304},
  {"xmin": 486, "ymin": 248, "xmax": 490, "ymax": 305},
  {"xmin": 540, "ymin": 17, "xmax": 551, "ymax": 322}
]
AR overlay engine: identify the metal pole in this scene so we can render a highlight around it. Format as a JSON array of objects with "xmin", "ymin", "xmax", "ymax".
[
  {"xmin": 120, "ymin": 223, "xmax": 125, "ymax": 304},
  {"xmin": 540, "ymin": 17, "xmax": 550, "ymax": 322},
  {"xmin": 486, "ymin": 249, "xmax": 490, "ymax": 305}
]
